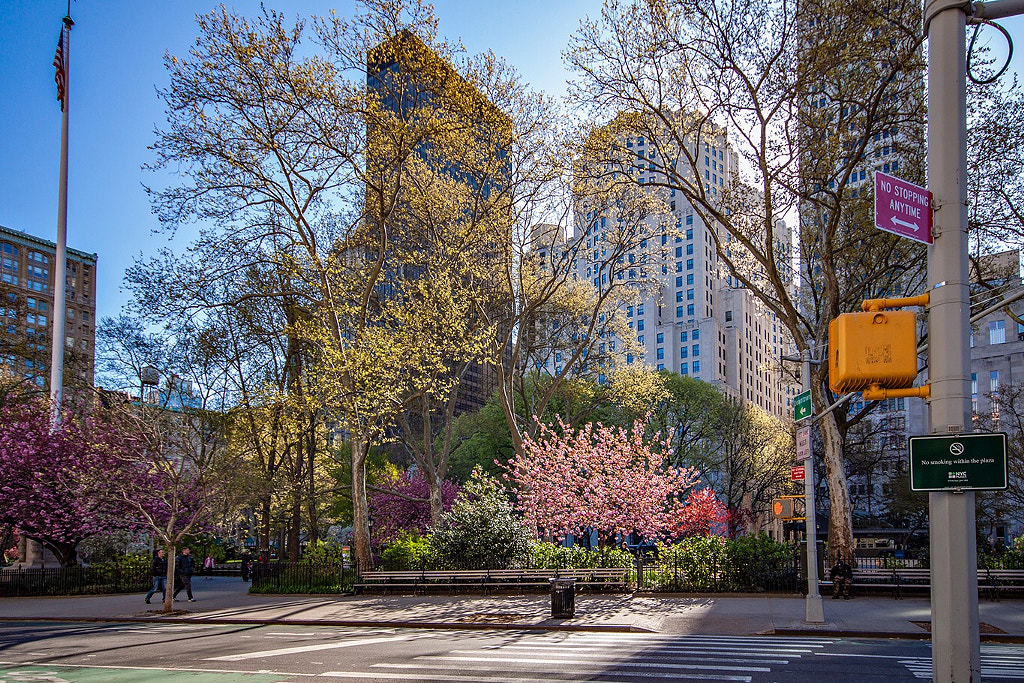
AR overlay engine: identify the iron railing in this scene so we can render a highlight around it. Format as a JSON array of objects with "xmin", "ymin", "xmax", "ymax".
[
  {"xmin": 0, "ymin": 563, "xmax": 150, "ymax": 597},
  {"xmin": 249, "ymin": 561, "xmax": 357, "ymax": 593}
]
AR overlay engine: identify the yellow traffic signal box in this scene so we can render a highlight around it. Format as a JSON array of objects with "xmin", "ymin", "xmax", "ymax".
[{"xmin": 829, "ymin": 310, "xmax": 919, "ymax": 393}]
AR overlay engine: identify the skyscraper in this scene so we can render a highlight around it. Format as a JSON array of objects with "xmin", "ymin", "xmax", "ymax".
[
  {"xmin": 567, "ymin": 123, "xmax": 798, "ymax": 419},
  {"xmin": 366, "ymin": 31, "xmax": 510, "ymax": 414}
]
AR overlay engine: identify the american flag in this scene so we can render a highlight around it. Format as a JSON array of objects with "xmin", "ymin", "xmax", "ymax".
[{"xmin": 53, "ymin": 28, "xmax": 66, "ymax": 111}]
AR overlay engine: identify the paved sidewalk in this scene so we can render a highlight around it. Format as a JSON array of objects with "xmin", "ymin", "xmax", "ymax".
[{"xmin": 3, "ymin": 576, "xmax": 1023, "ymax": 640}]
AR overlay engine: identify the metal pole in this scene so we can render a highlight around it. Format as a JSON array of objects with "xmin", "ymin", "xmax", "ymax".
[
  {"xmin": 925, "ymin": 1, "xmax": 980, "ymax": 680},
  {"xmin": 801, "ymin": 349, "xmax": 824, "ymax": 623},
  {"xmin": 49, "ymin": 15, "xmax": 73, "ymax": 415}
]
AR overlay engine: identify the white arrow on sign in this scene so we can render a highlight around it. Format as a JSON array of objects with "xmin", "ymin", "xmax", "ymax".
[{"xmin": 892, "ymin": 216, "xmax": 920, "ymax": 232}]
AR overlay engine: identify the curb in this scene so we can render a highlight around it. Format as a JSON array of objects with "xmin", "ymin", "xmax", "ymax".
[
  {"xmin": 773, "ymin": 628, "xmax": 1024, "ymax": 644},
  {"xmin": 0, "ymin": 616, "xmax": 652, "ymax": 633}
]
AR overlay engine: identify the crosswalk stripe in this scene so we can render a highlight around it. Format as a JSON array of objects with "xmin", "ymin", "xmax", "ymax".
[
  {"xmin": 205, "ymin": 634, "xmax": 412, "ymax": 661},
  {"xmin": 900, "ymin": 657, "xmax": 1024, "ymax": 680},
  {"xmin": 457, "ymin": 648, "xmax": 791, "ymax": 664},
  {"xmin": 411, "ymin": 655, "xmax": 773, "ymax": 672},
  {"xmin": 482, "ymin": 644, "xmax": 815, "ymax": 656},
  {"xmin": 366, "ymin": 663, "xmax": 754, "ymax": 682}
]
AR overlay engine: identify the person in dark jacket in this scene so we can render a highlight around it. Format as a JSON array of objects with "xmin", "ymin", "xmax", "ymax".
[
  {"xmin": 173, "ymin": 547, "xmax": 196, "ymax": 602},
  {"xmin": 240, "ymin": 551, "xmax": 251, "ymax": 582},
  {"xmin": 829, "ymin": 557, "xmax": 854, "ymax": 599},
  {"xmin": 144, "ymin": 549, "xmax": 167, "ymax": 604}
]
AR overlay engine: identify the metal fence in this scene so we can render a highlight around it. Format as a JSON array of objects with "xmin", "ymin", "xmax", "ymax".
[
  {"xmin": 0, "ymin": 563, "xmax": 150, "ymax": 597},
  {"xmin": 249, "ymin": 561, "xmax": 358, "ymax": 593},
  {"xmin": 633, "ymin": 555, "xmax": 802, "ymax": 593}
]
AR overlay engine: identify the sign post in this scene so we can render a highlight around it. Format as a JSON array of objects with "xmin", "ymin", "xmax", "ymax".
[{"xmin": 874, "ymin": 171, "xmax": 933, "ymax": 244}]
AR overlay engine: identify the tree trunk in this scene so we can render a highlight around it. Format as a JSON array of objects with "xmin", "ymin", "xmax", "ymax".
[
  {"xmin": 819, "ymin": 410, "xmax": 854, "ymax": 563},
  {"xmin": 260, "ymin": 496, "xmax": 272, "ymax": 557},
  {"xmin": 288, "ymin": 496, "xmax": 301, "ymax": 561},
  {"xmin": 307, "ymin": 429, "xmax": 319, "ymax": 545},
  {"xmin": 164, "ymin": 540, "xmax": 176, "ymax": 612},
  {"xmin": 351, "ymin": 435, "xmax": 371, "ymax": 570},
  {"xmin": 40, "ymin": 539, "xmax": 79, "ymax": 567},
  {"xmin": 424, "ymin": 467, "xmax": 443, "ymax": 526}
]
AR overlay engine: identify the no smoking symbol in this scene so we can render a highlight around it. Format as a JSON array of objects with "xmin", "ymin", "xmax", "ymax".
[{"xmin": 950, "ymin": 442, "xmax": 965, "ymax": 456}]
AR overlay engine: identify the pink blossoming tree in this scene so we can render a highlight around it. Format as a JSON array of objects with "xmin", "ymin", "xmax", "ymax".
[
  {"xmin": 505, "ymin": 417, "xmax": 701, "ymax": 544},
  {"xmin": 0, "ymin": 398, "xmax": 140, "ymax": 566},
  {"xmin": 369, "ymin": 468, "xmax": 459, "ymax": 547}
]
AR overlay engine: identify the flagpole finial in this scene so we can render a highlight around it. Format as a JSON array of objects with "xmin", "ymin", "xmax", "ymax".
[{"xmin": 63, "ymin": 15, "xmax": 74, "ymax": 28}]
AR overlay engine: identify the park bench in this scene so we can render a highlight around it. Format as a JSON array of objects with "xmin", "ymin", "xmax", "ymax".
[
  {"xmin": 354, "ymin": 567, "xmax": 630, "ymax": 595},
  {"xmin": 820, "ymin": 566, "xmax": 1024, "ymax": 600}
]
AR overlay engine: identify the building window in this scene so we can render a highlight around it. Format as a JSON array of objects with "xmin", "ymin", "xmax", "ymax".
[
  {"xmin": 637, "ymin": 320, "xmax": 644, "ymax": 331},
  {"xmin": 686, "ymin": 289, "xmax": 694, "ymax": 300},
  {"xmin": 656, "ymin": 333, "xmax": 664, "ymax": 344},
  {"xmin": 657, "ymin": 363, "xmax": 665, "ymax": 371},
  {"xmin": 638, "ymin": 304, "xmax": 644, "ymax": 315},
  {"xmin": 990, "ymin": 370, "xmax": 999, "ymax": 394},
  {"xmin": 676, "ymin": 291, "xmax": 684, "ymax": 302},
  {"xmin": 693, "ymin": 360, "xmax": 700, "ymax": 373},
  {"xmin": 692, "ymin": 344, "xmax": 700, "ymax": 356},
  {"xmin": 657, "ymin": 348, "xmax": 664, "ymax": 360},
  {"xmin": 989, "ymin": 320, "xmax": 1006, "ymax": 345},
  {"xmin": 675, "ymin": 246, "xmax": 683, "ymax": 258},
  {"xmin": 692, "ymin": 329, "xmax": 700, "ymax": 340},
  {"xmin": 725, "ymin": 311, "xmax": 733, "ymax": 322},
  {"xmin": 680, "ymin": 331, "xmax": 688, "ymax": 342},
  {"xmin": 681, "ymin": 363, "xmax": 688, "ymax": 374},
  {"xmin": 676, "ymin": 276, "xmax": 683, "ymax": 287},
  {"xmin": 676, "ymin": 306, "xmax": 684, "ymax": 318},
  {"xmin": 686, "ymin": 259, "xmax": 693, "ymax": 270},
  {"xmin": 681, "ymin": 347, "xmax": 688, "ymax": 358},
  {"xmin": 686, "ymin": 304, "xmax": 694, "ymax": 316},
  {"xmin": 686, "ymin": 244, "xmax": 694, "ymax": 255}
]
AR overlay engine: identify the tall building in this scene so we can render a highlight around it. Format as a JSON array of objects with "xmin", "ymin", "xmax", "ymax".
[
  {"xmin": 366, "ymin": 31, "xmax": 509, "ymax": 414},
  {"xmin": 567, "ymin": 126, "xmax": 798, "ymax": 419},
  {"xmin": 0, "ymin": 224, "xmax": 97, "ymax": 389}
]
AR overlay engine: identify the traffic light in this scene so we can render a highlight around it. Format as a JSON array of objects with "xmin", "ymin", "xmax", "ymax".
[
  {"xmin": 828, "ymin": 309, "xmax": 920, "ymax": 393},
  {"xmin": 772, "ymin": 498, "xmax": 794, "ymax": 519}
]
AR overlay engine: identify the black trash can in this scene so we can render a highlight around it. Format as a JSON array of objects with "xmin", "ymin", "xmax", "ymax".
[{"xmin": 550, "ymin": 577, "xmax": 576, "ymax": 618}]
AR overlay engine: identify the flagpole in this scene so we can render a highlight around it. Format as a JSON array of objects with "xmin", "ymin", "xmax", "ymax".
[{"xmin": 50, "ymin": 13, "xmax": 73, "ymax": 417}]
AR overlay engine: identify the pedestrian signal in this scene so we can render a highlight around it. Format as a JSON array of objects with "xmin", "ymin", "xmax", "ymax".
[
  {"xmin": 828, "ymin": 310, "xmax": 919, "ymax": 393},
  {"xmin": 772, "ymin": 499, "xmax": 794, "ymax": 519}
]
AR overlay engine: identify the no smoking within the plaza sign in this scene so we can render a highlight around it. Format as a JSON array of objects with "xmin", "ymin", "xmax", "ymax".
[{"xmin": 875, "ymin": 171, "xmax": 933, "ymax": 244}]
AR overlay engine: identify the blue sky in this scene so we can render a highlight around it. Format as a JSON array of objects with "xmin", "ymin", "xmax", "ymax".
[
  {"xmin": 1, "ymin": 1, "xmax": 1021, "ymax": 323},
  {"xmin": 0, "ymin": 0, "xmax": 600, "ymax": 321}
]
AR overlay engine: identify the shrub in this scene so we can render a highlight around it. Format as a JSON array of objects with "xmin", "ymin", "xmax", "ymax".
[
  {"xmin": 301, "ymin": 539, "xmax": 347, "ymax": 564},
  {"xmin": 379, "ymin": 531, "xmax": 433, "ymax": 570},
  {"xmin": 429, "ymin": 468, "xmax": 531, "ymax": 569},
  {"xmin": 724, "ymin": 533, "xmax": 796, "ymax": 591},
  {"xmin": 655, "ymin": 536, "xmax": 727, "ymax": 591},
  {"xmin": 529, "ymin": 541, "xmax": 633, "ymax": 569}
]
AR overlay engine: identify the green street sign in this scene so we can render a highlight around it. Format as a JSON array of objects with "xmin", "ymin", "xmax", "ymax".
[
  {"xmin": 794, "ymin": 390, "xmax": 812, "ymax": 421},
  {"xmin": 909, "ymin": 433, "xmax": 1008, "ymax": 492}
]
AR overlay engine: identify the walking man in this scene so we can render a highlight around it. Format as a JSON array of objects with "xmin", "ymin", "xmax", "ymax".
[
  {"xmin": 173, "ymin": 547, "xmax": 196, "ymax": 602},
  {"xmin": 144, "ymin": 549, "xmax": 167, "ymax": 604}
]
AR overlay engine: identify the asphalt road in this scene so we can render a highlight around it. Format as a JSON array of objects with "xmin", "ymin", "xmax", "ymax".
[{"xmin": 2, "ymin": 621, "xmax": 1024, "ymax": 682}]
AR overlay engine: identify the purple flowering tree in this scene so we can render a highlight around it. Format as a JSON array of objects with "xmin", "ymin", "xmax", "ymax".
[
  {"xmin": 369, "ymin": 469, "xmax": 460, "ymax": 547},
  {"xmin": 0, "ymin": 398, "xmax": 139, "ymax": 566}
]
